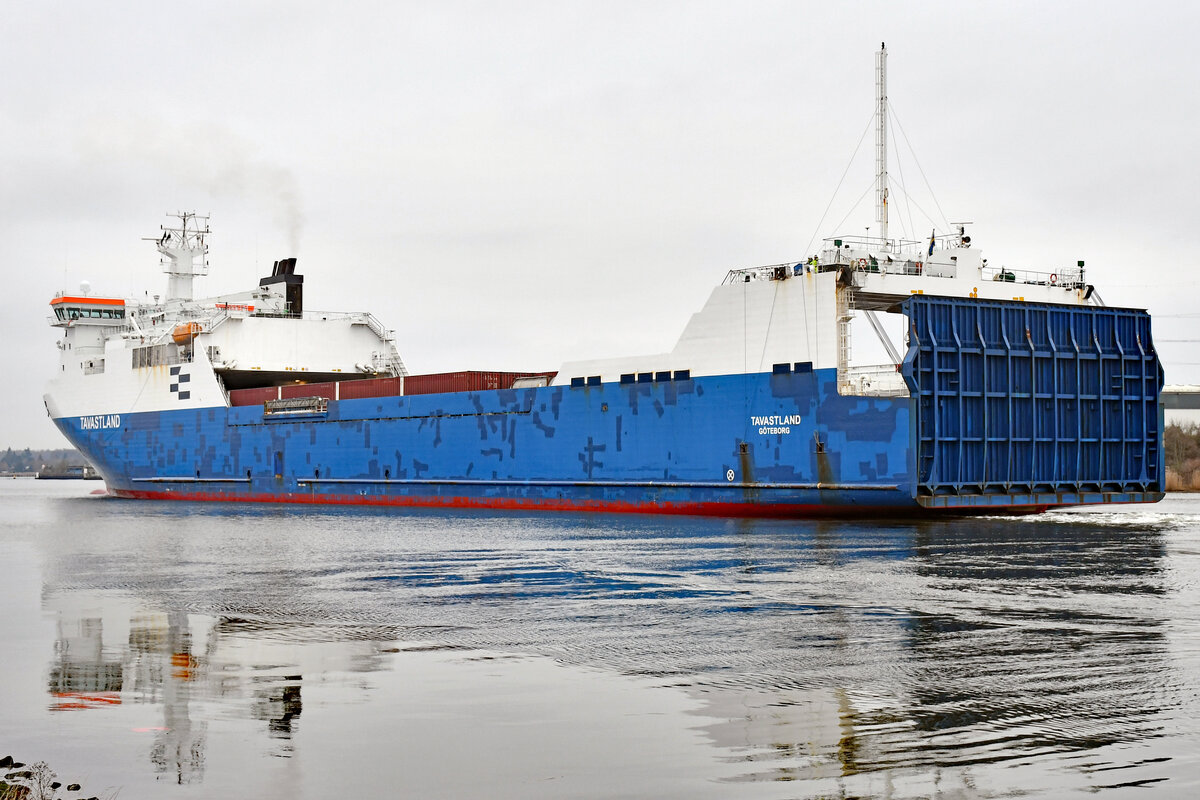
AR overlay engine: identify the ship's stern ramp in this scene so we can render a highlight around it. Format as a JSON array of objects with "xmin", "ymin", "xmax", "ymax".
[{"xmin": 900, "ymin": 296, "xmax": 1164, "ymax": 510}]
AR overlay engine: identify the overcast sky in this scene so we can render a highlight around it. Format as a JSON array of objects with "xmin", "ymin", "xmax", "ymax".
[{"xmin": 3, "ymin": 0, "xmax": 1198, "ymax": 448}]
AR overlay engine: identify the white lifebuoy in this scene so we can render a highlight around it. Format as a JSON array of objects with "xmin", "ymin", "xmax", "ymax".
[
  {"xmin": 1050, "ymin": 273, "xmax": 1057, "ymax": 284},
  {"xmin": 858, "ymin": 258, "xmax": 868, "ymax": 268}
]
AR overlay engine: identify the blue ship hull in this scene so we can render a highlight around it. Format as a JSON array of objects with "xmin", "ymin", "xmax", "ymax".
[
  {"xmin": 51, "ymin": 297, "xmax": 1166, "ymax": 517},
  {"xmin": 59, "ymin": 369, "xmax": 916, "ymax": 515}
]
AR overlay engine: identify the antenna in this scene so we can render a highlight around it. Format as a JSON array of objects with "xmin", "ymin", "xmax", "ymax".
[{"xmin": 875, "ymin": 42, "xmax": 888, "ymax": 248}]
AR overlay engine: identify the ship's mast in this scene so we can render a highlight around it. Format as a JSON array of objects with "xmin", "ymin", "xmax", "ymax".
[
  {"xmin": 149, "ymin": 212, "xmax": 210, "ymax": 302},
  {"xmin": 875, "ymin": 42, "xmax": 888, "ymax": 248}
]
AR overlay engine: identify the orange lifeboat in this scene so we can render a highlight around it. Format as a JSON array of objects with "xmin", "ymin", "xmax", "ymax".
[{"xmin": 172, "ymin": 321, "xmax": 202, "ymax": 344}]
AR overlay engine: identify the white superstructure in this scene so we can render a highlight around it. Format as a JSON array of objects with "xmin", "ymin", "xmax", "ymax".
[
  {"xmin": 553, "ymin": 235, "xmax": 1096, "ymax": 395},
  {"xmin": 45, "ymin": 213, "xmax": 406, "ymax": 419}
]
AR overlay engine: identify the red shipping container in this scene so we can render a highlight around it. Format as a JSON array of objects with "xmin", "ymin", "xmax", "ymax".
[
  {"xmin": 403, "ymin": 370, "xmax": 556, "ymax": 396},
  {"xmin": 280, "ymin": 381, "xmax": 337, "ymax": 400},
  {"xmin": 229, "ymin": 386, "xmax": 279, "ymax": 407},
  {"xmin": 403, "ymin": 372, "xmax": 469, "ymax": 396},
  {"xmin": 338, "ymin": 376, "xmax": 405, "ymax": 400}
]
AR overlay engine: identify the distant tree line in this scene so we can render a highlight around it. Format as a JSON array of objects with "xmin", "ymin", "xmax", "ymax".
[
  {"xmin": 0, "ymin": 447, "xmax": 84, "ymax": 474},
  {"xmin": 1165, "ymin": 423, "xmax": 1200, "ymax": 491}
]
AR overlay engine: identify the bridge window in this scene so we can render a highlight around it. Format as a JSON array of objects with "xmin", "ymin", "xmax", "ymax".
[{"xmin": 55, "ymin": 306, "xmax": 125, "ymax": 320}]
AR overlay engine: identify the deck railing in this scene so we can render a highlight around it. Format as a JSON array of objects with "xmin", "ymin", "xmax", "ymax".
[{"xmin": 981, "ymin": 265, "xmax": 1085, "ymax": 288}]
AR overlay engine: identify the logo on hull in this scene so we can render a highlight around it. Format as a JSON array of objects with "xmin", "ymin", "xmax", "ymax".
[
  {"xmin": 750, "ymin": 414, "xmax": 801, "ymax": 435},
  {"xmin": 79, "ymin": 414, "xmax": 121, "ymax": 430}
]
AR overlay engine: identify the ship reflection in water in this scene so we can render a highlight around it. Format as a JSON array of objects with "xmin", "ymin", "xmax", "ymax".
[
  {"xmin": 8, "ymin": 486, "xmax": 1200, "ymax": 798},
  {"xmin": 45, "ymin": 605, "xmax": 315, "ymax": 781},
  {"xmin": 42, "ymin": 600, "xmax": 419, "ymax": 777}
]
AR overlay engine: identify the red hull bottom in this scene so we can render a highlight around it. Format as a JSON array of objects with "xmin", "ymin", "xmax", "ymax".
[{"xmin": 110, "ymin": 488, "xmax": 1052, "ymax": 519}]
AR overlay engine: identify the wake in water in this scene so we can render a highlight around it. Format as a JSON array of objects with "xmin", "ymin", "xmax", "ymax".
[{"xmin": 1003, "ymin": 493, "xmax": 1200, "ymax": 530}]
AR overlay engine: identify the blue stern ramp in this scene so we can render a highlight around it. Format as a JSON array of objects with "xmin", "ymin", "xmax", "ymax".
[{"xmin": 901, "ymin": 296, "xmax": 1164, "ymax": 511}]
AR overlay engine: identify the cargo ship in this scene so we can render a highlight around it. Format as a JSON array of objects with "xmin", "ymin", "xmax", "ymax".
[{"xmin": 43, "ymin": 46, "xmax": 1164, "ymax": 516}]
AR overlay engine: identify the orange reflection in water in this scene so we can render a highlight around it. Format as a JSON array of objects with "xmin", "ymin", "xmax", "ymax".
[{"xmin": 49, "ymin": 691, "xmax": 122, "ymax": 711}]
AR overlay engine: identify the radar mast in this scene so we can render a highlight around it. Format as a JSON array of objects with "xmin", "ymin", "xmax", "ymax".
[{"xmin": 148, "ymin": 212, "xmax": 210, "ymax": 302}]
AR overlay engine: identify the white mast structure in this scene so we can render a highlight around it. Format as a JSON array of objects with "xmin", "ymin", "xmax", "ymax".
[
  {"xmin": 875, "ymin": 42, "xmax": 888, "ymax": 249},
  {"xmin": 150, "ymin": 212, "xmax": 210, "ymax": 302}
]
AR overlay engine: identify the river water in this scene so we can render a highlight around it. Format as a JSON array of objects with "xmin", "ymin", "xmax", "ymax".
[{"xmin": 1, "ymin": 480, "xmax": 1198, "ymax": 799}]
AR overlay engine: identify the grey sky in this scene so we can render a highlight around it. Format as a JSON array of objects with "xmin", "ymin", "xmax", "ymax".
[{"xmin": 3, "ymin": 0, "xmax": 1198, "ymax": 448}]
